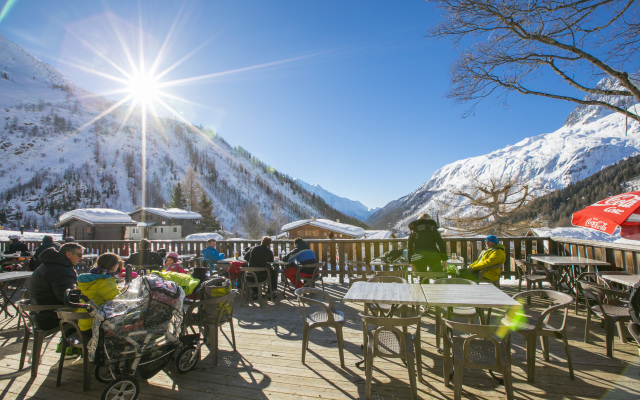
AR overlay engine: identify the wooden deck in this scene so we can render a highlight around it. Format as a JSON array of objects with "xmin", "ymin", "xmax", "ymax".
[{"xmin": 1, "ymin": 282, "xmax": 639, "ymax": 399}]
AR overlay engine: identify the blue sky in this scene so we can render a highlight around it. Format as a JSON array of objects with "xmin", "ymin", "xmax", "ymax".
[{"xmin": 0, "ymin": 0, "xmax": 576, "ymax": 209}]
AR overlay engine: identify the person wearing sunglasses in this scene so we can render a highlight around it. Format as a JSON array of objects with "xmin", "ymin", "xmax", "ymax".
[{"xmin": 29, "ymin": 242, "xmax": 83, "ymax": 330}]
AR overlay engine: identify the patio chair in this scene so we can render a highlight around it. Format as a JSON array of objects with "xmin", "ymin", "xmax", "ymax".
[
  {"xmin": 574, "ymin": 272, "xmax": 599, "ymax": 315},
  {"xmin": 580, "ymin": 281, "xmax": 632, "ymax": 357},
  {"xmin": 56, "ymin": 308, "xmax": 92, "ymax": 391},
  {"xmin": 16, "ymin": 299, "xmax": 61, "ymax": 378},
  {"xmin": 346, "ymin": 260, "xmax": 372, "ymax": 287},
  {"xmin": 478, "ymin": 263, "xmax": 503, "ymax": 287},
  {"xmin": 441, "ymin": 318, "xmax": 514, "ymax": 400},
  {"xmin": 628, "ymin": 322, "xmax": 640, "ymax": 347},
  {"xmin": 415, "ymin": 271, "xmax": 449, "ymax": 284},
  {"xmin": 514, "ymin": 260, "xmax": 557, "ymax": 294},
  {"xmin": 433, "ymin": 278, "xmax": 483, "ymax": 349},
  {"xmin": 214, "ymin": 263, "xmax": 240, "ymax": 289},
  {"xmin": 283, "ymin": 262, "xmax": 325, "ymax": 293},
  {"xmin": 294, "ymin": 288, "xmax": 345, "ymax": 368},
  {"xmin": 361, "ymin": 313, "xmax": 422, "ymax": 399},
  {"xmin": 183, "ymin": 291, "xmax": 237, "ymax": 366},
  {"xmin": 239, "ymin": 266, "xmax": 272, "ymax": 307},
  {"xmin": 503, "ymin": 289, "xmax": 574, "ymax": 382}
]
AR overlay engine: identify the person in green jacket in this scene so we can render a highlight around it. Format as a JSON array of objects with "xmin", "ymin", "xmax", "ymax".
[
  {"xmin": 77, "ymin": 253, "xmax": 123, "ymax": 335},
  {"xmin": 459, "ymin": 235, "xmax": 506, "ymax": 282}
]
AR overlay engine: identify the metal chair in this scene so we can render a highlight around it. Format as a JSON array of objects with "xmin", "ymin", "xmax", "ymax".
[
  {"xmin": 580, "ymin": 281, "xmax": 632, "ymax": 357},
  {"xmin": 294, "ymin": 288, "xmax": 345, "ymax": 368},
  {"xmin": 346, "ymin": 260, "xmax": 372, "ymax": 287},
  {"xmin": 503, "ymin": 289, "xmax": 574, "ymax": 382},
  {"xmin": 514, "ymin": 260, "xmax": 557, "ymax": 294},
  {"xmin": 361, "ymin": 313, "xmax": 422, "ymax": 400},
  {"xmin": 56, "ymin": 308, "xmax": 92, "ymax": 391},
  {"xmin": 183, "ymin": 291, "xmax": 237, "ymax": 365},
  {"xmin": 239, "ymin": 266, "xmax": 272, "ymax": 307},
  {"xmin": 433, "ymin": 278, "xmax": 483, "ymax": 349},
  {"xmin": 574, "ymin": 272, "xmax": 599, "ymax": 315},
  {"xmin": 441, "ymin": 318, "xmax": 514, "ymax": 400},
  {"xmin": 16, "ymin": 299, "xmax": 61, "ymax": 378}
]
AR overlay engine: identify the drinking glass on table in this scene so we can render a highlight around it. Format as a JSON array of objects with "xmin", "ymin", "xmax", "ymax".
[{"xmin": 451, "ymin": 253, "xmax": 457, "ymax": 260}]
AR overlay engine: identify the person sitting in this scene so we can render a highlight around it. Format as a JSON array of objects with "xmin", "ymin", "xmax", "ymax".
[
  {"xmin": 127, "ymin": 238, "xmax": 163, "ymax": 268},
  {"xmin": 202, "ymin": 238, "xmax": 225, "ymax": 269},
  {"xmin": 29, "ymin": 243, "xmax": 83, "ymax": 330},
  {"xmin": 4, "ymin": 234, "xmax": 30, "ymax": 256},
  {"xmin": 28, "ymin": 235, "xmax": 60, "ymax": 271},
  {"xmin": 458, "ymin": 235, "xmax": 506, "ymax": 282},
  {"xmin": 77, "ymin": 253, "xmax": 123, "ymax": 338},
  {"xmin": 244, "ymin": 236, "xmax": 275, "ymax": 299},
  {"xmin": 164, "ymin": 252, "xmax": 187, "ymax": 274},
  {"xmin": 283, "ymin": 238, "xmax": 318, "ymax": 289}
]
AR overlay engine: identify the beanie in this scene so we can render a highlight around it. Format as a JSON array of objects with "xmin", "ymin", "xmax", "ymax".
[
  {"xmin": 167, "ymin": 252, "xmax": 179, "ymax": 260},
  {"xmin": 484, "ymin": 235, "xmax": 498, "ymax": 244}
]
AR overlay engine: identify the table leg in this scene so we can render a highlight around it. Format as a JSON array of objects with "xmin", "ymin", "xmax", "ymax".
[{"xmin": 0, "ymin": 278, "xmax": 27, "ymax": 318}]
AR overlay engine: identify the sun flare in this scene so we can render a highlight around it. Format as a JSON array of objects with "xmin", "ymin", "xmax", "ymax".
[{"xmin": 127, "ymin": 72, "xmax": 160, "ymax": 105}]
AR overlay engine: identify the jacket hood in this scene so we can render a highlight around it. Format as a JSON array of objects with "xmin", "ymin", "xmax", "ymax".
[
  {"xmin": 39, "ymin": 247, "xmax": 73, "ymax": 267},
  {"xmin": 490, "ymin": 244, "xmax": 506, "ymax": 251},
  {"xmin": 78, "ymin": 273, "xmax": 113, "ymax": 284}
]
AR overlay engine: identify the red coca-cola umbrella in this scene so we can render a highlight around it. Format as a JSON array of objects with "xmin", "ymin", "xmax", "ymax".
[{"xmin": 571, "ymin": 191, "xmax": 640, "ymax": 240}]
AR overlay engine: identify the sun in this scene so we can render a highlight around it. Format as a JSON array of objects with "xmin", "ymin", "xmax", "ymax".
[{"xmin": 127, "ymin": 72, "xmax": 160, "ymax": 106}]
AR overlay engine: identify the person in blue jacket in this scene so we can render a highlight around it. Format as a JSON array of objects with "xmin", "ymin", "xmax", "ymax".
[
  {"xmin": 202, "ymin": 238, "xmax": 225, "ymax": 269},
  {"xmin": 283, "ymin": 238, "xmax": 318, "ymax": 288}
]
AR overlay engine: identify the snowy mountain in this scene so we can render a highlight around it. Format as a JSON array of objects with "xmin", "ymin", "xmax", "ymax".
[
  {"xmin": 367, "ymin": 89, "xmax": 640, "ymax": 232},
  {"xmin": 0, "ymin": 35, "xmax": 361, "ymax": 234},
  {"xmin": 293, "ymin": 179, "xmax": 378, "ymax": 221}
]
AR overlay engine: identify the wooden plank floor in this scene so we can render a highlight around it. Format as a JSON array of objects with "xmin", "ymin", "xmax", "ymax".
[{"xmin": 1, "ymin": 282, "xmax": 639, "ymax": 399}]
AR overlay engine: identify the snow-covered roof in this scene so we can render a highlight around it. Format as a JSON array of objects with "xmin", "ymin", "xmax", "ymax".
[
  {"xmin": 136, "ymin": 222, "xmax": 156, "ymax": 227},
  {"xmin": 281, "ymin": 219, "xmax": 365, "ymax": 237},
  {"xmin": 131, "ymin": 207, "xmax": 202, "ymax": 220},
  {"xmin": 361, "ymin": 230, "xmax": 393, "ymax": 239},
  {"xmin": 57, "ymin": 208, "xmax": 136, "ymax": 226},
  {"xmin": 184, "ymin": 232, "xmax": 224, "ymax": 241}
]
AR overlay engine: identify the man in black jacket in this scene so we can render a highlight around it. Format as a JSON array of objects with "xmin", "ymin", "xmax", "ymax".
[
  {"xmin": 407, "ymin": 213, "xmax": 447, "ymax": 272},
  {"xmin": 127, "ymin": 238, "xmax": 163, "ymax": 267},
  {"xmin": 29, "ymin": 243, "xmax": 83, "ymax": 330},
  {"xmin": 245, "ymin": 236, "xmax": 275, "ymax": 299},
  {"xmin": 28, "ymin": 235, "xmax": 59, "ymax": 271},
  {"xmin": 4, "ymin": 235, "xmax": 30, "ymax": 255}
]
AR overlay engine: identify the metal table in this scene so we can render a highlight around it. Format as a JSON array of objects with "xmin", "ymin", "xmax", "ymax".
[
  {"xmin": 529, "ymin": 254, "xmax": 611, "ymax": 295},
  {"xmin": 0, "ymin": 271, "xmax": 32, "ymax": 318}
]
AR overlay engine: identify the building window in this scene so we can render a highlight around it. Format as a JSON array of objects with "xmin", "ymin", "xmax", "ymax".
[
  {"xmin": 161, "ymin": 228, "xmax": 164, "ymax": 233},
  {"xmin": 154, "ymin": 228, "xmax": 157, "ymax": 233},
  {"xmin": 173, "ymin": 227, "xmax": 177, "ymax": 232}
]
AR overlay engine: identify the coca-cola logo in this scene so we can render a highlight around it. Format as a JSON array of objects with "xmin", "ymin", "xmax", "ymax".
[
  {"xmin": 585, "ymin": 218, "xmax": 608, "ymax": 231},
  {"xmin": 594, "ymin": 193, "xmax": 640, "ymax": 208},
  {"xmin": 603, "ymin": 207, "xmax": 624, "ymax": 215}
]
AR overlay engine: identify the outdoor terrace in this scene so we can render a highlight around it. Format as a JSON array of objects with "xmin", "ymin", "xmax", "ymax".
[{"xmin": 1, "ymin": 281, "xmax": 639, "ymax": 400}]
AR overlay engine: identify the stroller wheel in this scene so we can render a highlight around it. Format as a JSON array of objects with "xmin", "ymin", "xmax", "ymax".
[
  {"xmin": 95, "ymin": 365, "xmax": 116, "ymax": 383},
  {"xmin": 176, "ymin": 345, "xmax": 199, "ymax": 373},
  {"xmin": 101, "ymin": 376, "xmax": 139, "ymax": 400}
]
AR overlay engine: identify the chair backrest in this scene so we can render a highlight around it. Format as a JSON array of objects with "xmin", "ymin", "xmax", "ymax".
[
  {"xmin": 367, "ymin": 276, "xmax": 407, "ymax": 283},
  {"xmin": 184, "ymin": 291, "xmax": 237, "ymax": 326},
  {"xmin": 295, "ymin": 287, "xmax": 338, "ymax": 322},
  {"xmin": 434, "ymin": 277, "xmax": 477, "ymax": 285},
  {"xmin": 240, "ymin": 266, "xmax": 271, "ymax": 284},
  {"xmin": 413, "ymin": 271, "xmax": 449, "ymax": 284},
  {"xmin": 298, "ymin": 262, "xmax": 323, "ymax": 277},
  {"xmin": 346, "ymin": 261, "xmax": 371, "ymax": 278},
  {"xmin": 16, "ymin": 299, "xmax": 62, "ymax": 334},
  {"xmin": 361, "ymin": 314, "xmax": 421, "ymax": 358},
  {"xmin": 512, "ymin": 289, "xmax": 573, "ymax": 331},
  {"xmin": 442, "ymin": 318, "xmax": 509, "ymax": 370},
  {"xmin": 579, "ymin": 281, "xmax": 628, "ymax": 315}
]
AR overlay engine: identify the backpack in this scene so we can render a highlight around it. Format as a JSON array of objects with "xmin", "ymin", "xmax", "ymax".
[
  {"xmin": 630, "ymin": 281, "xmax": 640, "ymax": 325},
  {"xmin": 199, "ymin": 277, "xmax": 232, "ymax": 323},
  {"xmin": 380, "ymin": 249, "xmax": 404, "ymax": 263}
]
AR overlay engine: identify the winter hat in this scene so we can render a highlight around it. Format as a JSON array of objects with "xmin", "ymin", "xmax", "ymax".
[
  {"xmin": 484, "ymin": 235, "xmax": 498, "ymax": 244},
  {"xmin": 167, "ymin": 252, "xmax": 179, "ymax": 261},
  {"xmin": 418, "ymin": 213, "xmax": 432, "ymax": 220}
]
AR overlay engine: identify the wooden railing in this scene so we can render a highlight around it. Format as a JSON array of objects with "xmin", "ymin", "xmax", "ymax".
[{"xmin": 4, "ymin": 236, "xmax": 639, "ymax": 281}]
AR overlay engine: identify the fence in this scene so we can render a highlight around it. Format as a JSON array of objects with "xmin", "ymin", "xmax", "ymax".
[{"xmin": 4, "ymin": 236, "xmax": 639, "ymax": 282}]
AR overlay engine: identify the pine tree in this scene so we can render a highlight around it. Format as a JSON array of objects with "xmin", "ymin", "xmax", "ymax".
[
  {"xmin": 169, "ymin": 182, "xmax": 187, "ymax": 209},
  {"xmin": 196, "ymin": 193, "xmax": 221, "ymax": 232},
  {"xmin": 181, "ymin": 166, "xmax": 202, "ymax": 211}
]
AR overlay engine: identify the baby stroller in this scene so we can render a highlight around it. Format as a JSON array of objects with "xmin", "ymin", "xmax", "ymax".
[{"xmin": 65, "ymin": 274, "xmax": 201, "ymax": 400}]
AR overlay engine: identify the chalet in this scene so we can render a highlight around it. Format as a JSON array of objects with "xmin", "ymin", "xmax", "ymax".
[
  {"xmin": 127, "ymin": 207, "xmax": 202, "ymax": 240},
  {"xmin": 54, "ymin": 208, "xmax": 136, "ymax": 240},
  {"xmin": 281, "ymin": 218, "xmax": 365, "ymax": 239}
]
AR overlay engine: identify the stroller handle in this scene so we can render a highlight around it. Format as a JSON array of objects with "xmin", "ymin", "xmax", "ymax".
[{"xmin": 64, "ymin": 288, "xmax": 92, "ymax": 310}]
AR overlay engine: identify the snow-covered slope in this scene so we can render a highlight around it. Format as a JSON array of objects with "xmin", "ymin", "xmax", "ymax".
[
  {"xmin": 0, "ymin": 35, "xmax": 357, "ymax": 234},
  {"xmin": 368, "ymin": 93, "xmax": 640, "ymax": 232},
  {"xmin": 294, "ymin": 179, "xmax": 378, "ymax": 221}
]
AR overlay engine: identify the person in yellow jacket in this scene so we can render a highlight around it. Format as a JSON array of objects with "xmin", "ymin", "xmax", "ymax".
[
  {"xmin": 77, "ymin": 253, "xmax": 123, "ymax": 335},
  {"xmin": 459, "ymin": 235, "xmax": 505, "ymax": 282}
]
